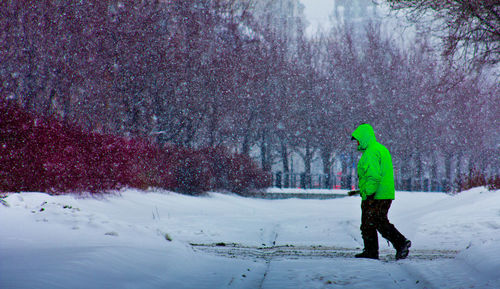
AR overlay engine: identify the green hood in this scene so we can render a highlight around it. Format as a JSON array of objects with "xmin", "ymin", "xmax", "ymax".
[{"xmin": 352, "ymin": 123, "xmax": 376, "ymax": 151}]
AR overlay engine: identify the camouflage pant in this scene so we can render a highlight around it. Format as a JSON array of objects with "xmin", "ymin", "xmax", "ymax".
[{"xmin": 360, "ymin": 199, "xmax": 406, "ymax": 254}]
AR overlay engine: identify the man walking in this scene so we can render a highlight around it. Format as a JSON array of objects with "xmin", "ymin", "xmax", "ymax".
[{"xmin": 349, "ymin": 123, "xmax": 411, "ymax": 260}]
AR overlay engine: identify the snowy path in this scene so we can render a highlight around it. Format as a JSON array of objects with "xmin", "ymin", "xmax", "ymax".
[
  {"xmin": 1, "ymin": 188, "xmax": 500, "ymax": 288},
  {"xmin": 0, "ymin": 243, "xmax": 492, "ymax": 289}
]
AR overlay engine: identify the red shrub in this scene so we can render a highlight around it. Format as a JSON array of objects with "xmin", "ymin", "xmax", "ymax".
[
  {"xmin": 0, "ymin": 100, "xmax": 150, "ymax": 193},
  {"xmin": 160, "ymin": 146, "xmax": 211, "ymax": 195},
  {"xmin": 1, "ymin": 100, "xmax": 46, "ymax": 192},
  {"xmin": 199, "ymin": 147, "xmax": 272, "ymax": 195},
  {"xmin": 457, "ymin": 167, "xmax": 500, "ymax": 192},
  {"xmin": 151, "ymin": 146, "xmax": 270, "ymax": 195},
  {"xmin": 1, "ymin": 100, "xmax": 270, "ymax": 195}
]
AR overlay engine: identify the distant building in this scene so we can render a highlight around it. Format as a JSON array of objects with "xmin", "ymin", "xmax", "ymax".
[
  {"xmin": 246, "ymin": 0, "xmax": 306, "ymax": 42},
  {"xmin": 333, "ymin": 0, "xmax": 378, "ymax": 24}
]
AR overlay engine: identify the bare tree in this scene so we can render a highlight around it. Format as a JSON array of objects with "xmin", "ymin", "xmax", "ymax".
[{"xmin": 381, "ymin": 0, "xmax": 500, "ymax": 69}]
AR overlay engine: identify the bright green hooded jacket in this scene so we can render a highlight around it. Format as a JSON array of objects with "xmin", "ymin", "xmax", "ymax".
[{"xmin": 352, "ymin": 124, "xmax": 395, "ymax": 200}]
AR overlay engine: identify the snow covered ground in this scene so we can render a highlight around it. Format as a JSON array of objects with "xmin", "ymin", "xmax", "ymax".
[{"xmin": 1, "ymin": 187, "xmax": 499, "ymax": 289}]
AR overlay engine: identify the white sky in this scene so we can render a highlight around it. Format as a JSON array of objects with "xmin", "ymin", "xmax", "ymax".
[{"xmin": 300, "ymin": 0, "xmax": 336, "ymax": 35}]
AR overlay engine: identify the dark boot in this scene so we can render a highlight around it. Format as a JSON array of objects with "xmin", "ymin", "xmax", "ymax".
[
  {"xmin": 355, "ymin": 250, "xmax": 379, "ymax": 260},
  {"xmin": 396, "ymin": 240, "xmax": 411, "ymax": 260},
  {"xmin": 357, "ymin": 233, "xmax": 379, "ymax": 260}
]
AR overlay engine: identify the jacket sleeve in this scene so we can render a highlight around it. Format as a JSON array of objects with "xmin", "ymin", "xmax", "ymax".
[{"xmin": 360, "ymin": 150, "xmax": 382, "ymax": 196}]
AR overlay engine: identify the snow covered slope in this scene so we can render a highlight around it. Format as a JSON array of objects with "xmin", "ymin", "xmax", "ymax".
[{"xmin": 1, "ymin": 188, "xmax": 499, "ymax": 288}]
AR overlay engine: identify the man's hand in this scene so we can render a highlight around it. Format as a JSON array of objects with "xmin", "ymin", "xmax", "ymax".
[{"xmin": 347, "ymin": 190, "xmax": 360, "ymax": 196}]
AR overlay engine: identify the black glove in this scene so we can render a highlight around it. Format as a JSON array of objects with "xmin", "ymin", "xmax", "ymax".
[
  {"xmin": 347, "ymin": 190, "xmax": 360, "ymax": 196},
  {"xmin": 366, "ymin": 194, "xmax": 375, "ymax": 200}
]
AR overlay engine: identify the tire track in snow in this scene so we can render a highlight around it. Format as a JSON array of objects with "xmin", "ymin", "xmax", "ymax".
[
  {"xmin": 191, "ymin": 243, "xmax": 458, "ymax": 261},
  {"xmin": 221, "ymin": 224, "xmax": 281, "ymax": 289},
  {"xmin": 257, "ymin": 224, "xmax": 280, "ymax": 289},
  {"xmin": 194, "ymin": 243, "xmax": 459, "ymax": 289}
]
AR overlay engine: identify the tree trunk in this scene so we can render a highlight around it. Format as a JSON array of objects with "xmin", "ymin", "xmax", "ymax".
[
  {"xmin": 320, "ymin": 147, "xmax": 332, "ymax": 188},
  {"xmin": 341, "ymin": 154, "xmax": 348, "ymax": 189},
  {"xmin": 303, "ymin": 141, "xmax": 315, "ymax": 189},
  {"xmin": 444, "ymin": 151, "xmax": 453, "ymax": 192},
  {"xmin": 401, "ymin": 153, "xmax": 412, "ymax": 191},
  {"xmin": 455, "ymin": 150, "xmax": 464, "ymax": 192},
  {"xmin": 241, "ymin": 112, "xmax": 256, "ymax": 157},
  {"xmin": 260, "ymin": 129, "xmax": 272, "ymax": 172},
  {"xmin": 431, "ymin": 152, "xmax": 439, "ymax": 191},
  {"xmin": 415, "ymin": 151, "xmax": 423, "ymax": 191},
  {"xmin": 280, "ymin": 140, "xmax": 290, "ymax": 188}
]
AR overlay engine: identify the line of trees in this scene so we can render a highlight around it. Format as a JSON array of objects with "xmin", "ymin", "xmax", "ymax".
[{"xmin": 1, "ymin": 0, "xmax": 498, "ymax": 192}]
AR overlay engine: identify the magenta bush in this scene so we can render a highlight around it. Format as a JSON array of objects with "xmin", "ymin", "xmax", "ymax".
[
  {"xmin": 199, "ymin": 147, "xmax": 271, "ymax": 195},
  {"xmin": 162, "ymin": 146, "xmax": 271, "ymax": 195},
  {"xmin": 457, "ymin": 167, "xmax": 500, "ymax": 192},
  {"xmin": 0, "ymin": 100, "xmax": 270, "ymax": 195},
  {"xmin": 0, "ymin": 100, "xmax": 147, "ymax": 193},
  {"xmin": 163, "ymin": 146, "xmax": 212, "ymax": 194}
]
